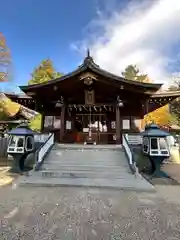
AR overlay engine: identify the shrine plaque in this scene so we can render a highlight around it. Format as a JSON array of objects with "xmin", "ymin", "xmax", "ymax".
[
  {"xmin": 44, "ymin": 116, "xmax": 53, "ymax": 127},
  {"xmin": 83, "ymin": 128, "xmax": 89, "ymax": 132},
  {"xmin": 53, "ymin": 118, "xmax": 61, "ymax": 129},
  {"xmin": 85, "ymin": 90, "xmax": 95, "ymax": 105},
  {"xmin": 66, "ymin": 121, "xmax": 71, "ymax": 130},
  {"xmin": 122, "ymin": 119, "xmax": 130, "ymax": 129}
]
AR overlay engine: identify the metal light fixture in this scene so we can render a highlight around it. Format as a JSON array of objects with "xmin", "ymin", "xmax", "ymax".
[{"xmin": 117, "ymin": 96, "xmax": 123, "ymax": 107}]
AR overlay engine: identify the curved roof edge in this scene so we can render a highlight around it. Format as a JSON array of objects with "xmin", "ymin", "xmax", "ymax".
[
  {"xmin": 151, "ymin": 91, "xmax": 180, "ymax": 98},
  {"xmin": 20, "ymin": 55, "xmax": 162, "ymax": 91}
]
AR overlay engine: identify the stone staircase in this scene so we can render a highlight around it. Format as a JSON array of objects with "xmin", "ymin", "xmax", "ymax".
[
  {"xmin": 18, "ymin": 144, "xmax": 155, "ymax": 192},
  {"xmin": 126, "ymin": 134, "xmax": 142, "ymax": 145}
]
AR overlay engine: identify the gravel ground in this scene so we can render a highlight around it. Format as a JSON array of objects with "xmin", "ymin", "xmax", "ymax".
[{"xmin": 0, "ymin": 183, "xmax": 180, "ymax": 240}]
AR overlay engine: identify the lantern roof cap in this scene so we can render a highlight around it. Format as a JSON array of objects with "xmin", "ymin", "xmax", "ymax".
[
  {"xmin": 8, "ymin": 124, "xmax": 36, "ymax": 136},
  {"xmin": 141, "ymin": 124, "xmax": 170, "ymax": 137}
]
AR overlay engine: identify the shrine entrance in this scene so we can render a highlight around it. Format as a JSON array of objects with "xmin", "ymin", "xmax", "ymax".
[{"xmin": 74, "ymin": 113, "xmax": 116, "ymax": 144}]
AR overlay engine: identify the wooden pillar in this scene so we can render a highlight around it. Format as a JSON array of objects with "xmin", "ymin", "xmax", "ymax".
[
  {"xmin": 106, "ymin": 113, "xmax": 112, "ymax": 143},
  {"xmin": 141, "ymin": 99, "xmax": 149, "ymax": 129},
  {"xmin": 116, "ymin": 105, "xmax": 121, "ymax": 144},
  {"xmin": 35, "ymin": 99, "xmax": 40, "ymax": 112},
  {"xmin": 130, "ymin": 116, "xmax": 133, "ymax": 129},
  {"xmin": 60, "ymin": 105, "xmax": 65, "ymax": 142},
  {"xmin": 71, "ymin": 112, "xmax": 76, "ymax": 131},
  {"xmin": 144, "ymin": 99, "xmax": 149, "ymax": 115},
  {"xmin": 41, "ymin": 113, "xmax": 45, "ymax": 132}
]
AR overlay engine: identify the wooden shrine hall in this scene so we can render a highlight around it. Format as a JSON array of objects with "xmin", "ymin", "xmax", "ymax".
[{"xmin": 9, "ymin": 51, "xmax": 180, "ymax": 144}]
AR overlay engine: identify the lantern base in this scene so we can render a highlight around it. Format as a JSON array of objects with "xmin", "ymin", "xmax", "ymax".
[
  {"xmin": 149, "ymin": 156, "xmax": 169, "ymax": 178},
  {"xmin": 9, "ymin": 154, "xmax": 25, "ymax": 173}
]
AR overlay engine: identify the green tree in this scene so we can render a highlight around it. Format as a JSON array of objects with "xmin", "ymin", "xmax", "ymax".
[
  {"xmin": 122, "ymin": 65, "xmax": 147, "ymax": 82},
  {"xmin": 28, "ymin": 59, "xmax": 63, "ymax": 85}
]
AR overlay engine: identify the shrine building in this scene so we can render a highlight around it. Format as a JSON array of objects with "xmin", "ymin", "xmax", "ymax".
[{"xmin": 8, "ymin": 52, "xmax": 180, "ymax": 144}]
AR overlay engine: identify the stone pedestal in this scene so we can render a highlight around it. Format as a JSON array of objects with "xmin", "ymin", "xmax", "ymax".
[{"xmin": 9, "ymin": 153, "xmax": 27, "ymax": 173}]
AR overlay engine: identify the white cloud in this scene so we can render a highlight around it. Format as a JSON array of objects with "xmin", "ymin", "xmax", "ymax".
[{"xmin": 72, "ymin": 0, "xmax": 180, "ymax": 87}]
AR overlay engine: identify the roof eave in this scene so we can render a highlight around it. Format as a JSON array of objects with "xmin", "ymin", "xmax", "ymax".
[
  {"xmin": 88, "ymin": 61, "xmax": 162, "ymax": 89},
  {"xmin": 151, "ymin": 91, "xmax": 180, "ymax": 98},
  {"xmin": 20, "ymin": 56, "xmax": 163, "ymax": 92}
]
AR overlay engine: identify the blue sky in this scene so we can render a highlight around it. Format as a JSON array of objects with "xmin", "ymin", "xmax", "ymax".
[
  {"xmin": 0, "ymin": 0, "xmax": 103, "ymax": 92},
  {"xmin": 1, "ymin": 0, "xmax": 180, "ymax": 92}
]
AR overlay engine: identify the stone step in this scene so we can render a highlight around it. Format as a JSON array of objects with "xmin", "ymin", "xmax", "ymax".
[
  {"xmin": 51, "ymin": 149, "xmax": 124, "ymax": 154},
  {"xmin": 42, "ymin": 161, "xmax": 129, "ymax": 167},
  {"xmin": 41, "ymin": 165, "xmax": 129, "ymax": 172},
  {"xmin": 49, "ymin": 160, "xmax": 126, "ymax": 164},
  {"xmin": 45, "ymin": 154, "xmax": 127, "ymax": 160},
  {"xmin": 18, "ymin": 175, "xmax": 155, "ymax": 192},
  {"xmin": 54, "ymin": 144, "xmax": 123, "ymax": 150},
  {"xmin": 40, "ymin": 170, "xmax": 133, "ymax": 178}
]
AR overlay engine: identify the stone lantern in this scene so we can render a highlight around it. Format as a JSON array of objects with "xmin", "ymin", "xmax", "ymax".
[
  {"xmin": 7, "ymin": 124, "xmax": 36, "ymax": 173},
  {"xmin": 141, "ymin": 124, "xmax": 170, "ymax": 177}
]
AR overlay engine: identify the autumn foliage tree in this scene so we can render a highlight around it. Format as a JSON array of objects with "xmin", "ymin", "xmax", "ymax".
[
  {"xmin": 28, "ymin": 59, "xmax": 63, "ymax": 85},
  {"xmin": 122, "ymin": 65, "xmax": 175, "ymax": 127},
  {"xmin": 143, "ymin": 105, "xmax": 176, "ymax": 126},
  {"xmin": 28, "ymin": 59, "xmax": 63, "ymax": 130},
  {"xmin": 0, "ymin": 33, "xmax": 12, "ymax": 82},
  {"xmin": 122, "ymin": 65, "xmax": 147, "ymax": 82}
]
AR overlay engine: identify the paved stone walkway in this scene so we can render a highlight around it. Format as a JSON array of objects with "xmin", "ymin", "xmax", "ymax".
[{"xmin": 0, "ymin": 183, "xmax": 180, "ymax": 239}]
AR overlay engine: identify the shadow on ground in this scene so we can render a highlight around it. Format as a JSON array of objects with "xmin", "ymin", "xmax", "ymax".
[{"xmin": 142, "ymin": 173, "xmax": 180, "ymax": 186}]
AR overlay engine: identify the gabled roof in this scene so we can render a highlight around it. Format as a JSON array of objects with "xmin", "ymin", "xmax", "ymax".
[{"xmin": 20, "ymin": 52, "xmax": 162, "ymax": 92}]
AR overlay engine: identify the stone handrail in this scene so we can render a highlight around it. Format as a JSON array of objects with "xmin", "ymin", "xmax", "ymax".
[
  {"xmin": 122, "ymin": 134, "xmax": 137, "ymax": 174},
  {"xmin": 34, "ymin": 133, "xmax": 54, "ymax": 171}
]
